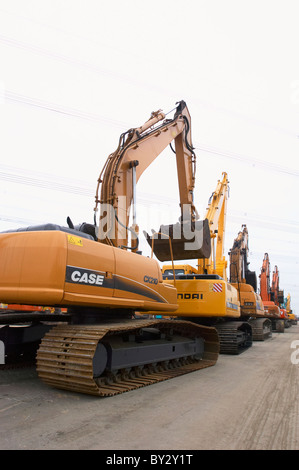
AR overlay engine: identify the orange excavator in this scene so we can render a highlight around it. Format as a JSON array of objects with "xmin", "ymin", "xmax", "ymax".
[
  {"xmin": 259, "ymin": 253, "xmax": 284, "ymax": 333},
  {"xmin": 0, "ymin": 100, "xmax": 219, "ymax": 395},
  {"xmin": 229, "ymin": 225, "xmax": 272, "ymax": 340},
  {"xmin": 271, "ymin": 265, "xmax": 291, "ymax": 328}
]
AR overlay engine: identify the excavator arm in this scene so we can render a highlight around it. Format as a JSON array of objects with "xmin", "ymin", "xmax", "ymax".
[
  {"xmin": 229, "ymin": 224, "xmax": 257, "ymax": 291},
  {"xmin": 286, "ymin": 293, "xmax": 291, "ymax": 312},
  {"xmin": 197, "ymin": 172, "xmax": 229, "ymax": 279},
  {"xmin": 96, "ymin": 101, "xmax": 196, "ymax": 245},
  {"xmin": 94, "ymin": 100, "xmax": 211, "ymax": 261},
  {"xmin": 259, "ymin": 253, "xmax": 271, "ymax": 302},
  {"xmin": 271, "ymin": 266, "xmax": 285, "ymax": 305},
  {"xmin": 285, "ymin": 293, "xmax": 297, "ymax": 324}
]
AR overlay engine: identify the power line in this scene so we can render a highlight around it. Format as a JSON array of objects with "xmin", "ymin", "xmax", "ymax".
[
  {"xmin": 5, "ymin": 90, "xmax": 127, "ymax": 128},
  {"xmin": 1, "ymin": 29, "xmax": 298, "ymax": 141},
  {"xmin": 0, "ymin": 169, "xmax": 94, "ymax": 197},
  {"xmin": 0, "ymin": 214, "xmax": 38, "ymax": 225},
  {"xmin": 4, "ymin": 89, "xmax": 299, "ymax": 179},
  {"xmin": 196, "ymin": 144, "xmax": 299, "ymax": 178},
  {"xmin": 0, "ymin": 33, "xmax": 138, "ymax": 87},
  {"xmin": 0, "ymin": 6, "xmax": 122, "ymax": 56},
  {"xmin": 1, "ymin": 162, "xmax": 299, "ymax": 235}
]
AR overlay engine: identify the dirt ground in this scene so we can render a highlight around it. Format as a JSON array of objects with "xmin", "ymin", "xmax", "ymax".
[{"xmin": 0, "ymin": 324, "xmax": 298, "ymax": 451}]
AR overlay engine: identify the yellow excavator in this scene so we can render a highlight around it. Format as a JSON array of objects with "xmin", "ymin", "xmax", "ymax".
[
  {"xmin": 229, "ymin": 225, "xmax": 273, "ymax": 340},
  {"xmin": 150, "ymin": 172, "xmax": 253, "ymax": 354},
  {"xmin": 285, "ymin": 293, "xmax": 297, "ymax": 325},
  {"xmin": 0, "ymin": 100, "xmax": 219, "ymax": 396}
]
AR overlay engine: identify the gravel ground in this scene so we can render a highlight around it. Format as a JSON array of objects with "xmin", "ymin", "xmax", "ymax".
[{"xmin": 0, "ymin": 324, "xmax": 298, "ymax": 451}]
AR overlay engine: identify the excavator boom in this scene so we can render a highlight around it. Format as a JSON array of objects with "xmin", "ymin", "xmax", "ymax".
[
  {"xmin": 259, "ymin": 253, "xmax": 271, "ymax": 302},
  {"xmin": 95, "ymin": 100, "xmax": 211, "ymax": 261},
  {"xmin": 197, "ymin": 172, "xmax": 229, "ymax": 279}
]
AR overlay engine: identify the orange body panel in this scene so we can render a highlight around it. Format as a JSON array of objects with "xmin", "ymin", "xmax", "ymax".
[
  {"xmin": 231, "ymin": 282, "xmax": 264, "ymax": 317},
  {"xmin": 0, "ymin": 231, "xmax": 67, "ymax": 305},
  {"xmin": 279, "ymin": 308, "xmax": 289, "ymax": 320},
  {"xmin": 0, "ymin": 231, "xmax": 178, "ymax": 312},
  {"xmin": 262, "ymin": 300, "xmax": 281, "ymax": 318}
]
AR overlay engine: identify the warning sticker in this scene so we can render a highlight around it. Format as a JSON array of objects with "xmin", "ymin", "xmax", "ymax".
[
  {"xmin": 67, "ymin": 235, "xmax": 83, "ymax": 246},
  {"xmin": 209, "ymin": 282, "xmax": 223, "ymax": 293}
]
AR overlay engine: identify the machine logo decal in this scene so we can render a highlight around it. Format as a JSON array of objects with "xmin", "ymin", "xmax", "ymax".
[
  {"xmin": 66, "ymin": 266, "xmax": 105, "ymax": 286},
  {"xmin": 143, "ymin": 275, "xmax": 158, "ymax": 285},
  {"xmin": 65, "ymin": 267, "xmax": 167, "ymax": 303},
  {"xmin": 178, "ymin": 293, "xmax": 202, "ymax": 300},
  {"xmin": 115, "ymin": 275, "xmax": 167, "ymax": 303}
]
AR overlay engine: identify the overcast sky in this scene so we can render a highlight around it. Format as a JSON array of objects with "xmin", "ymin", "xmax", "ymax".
[{"xmin": 0, "ymin": 0, "xmax": 298, "ymax": 314}]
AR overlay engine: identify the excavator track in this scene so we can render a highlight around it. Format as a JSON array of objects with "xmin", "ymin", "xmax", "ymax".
[
  {"xmin": 215, "ymin": 321, "xmax": 252, "ymax": 355},
  {"xmin": 249, "ymin": 318, "xmax": 272, "ymax": 341},
  {"xmin": 272, "ymin": 318, "xmax": 284, "ymax": 333},
  {"xmin": 36, "ymin": 319, "xmax": 219, "ymax": 397}
]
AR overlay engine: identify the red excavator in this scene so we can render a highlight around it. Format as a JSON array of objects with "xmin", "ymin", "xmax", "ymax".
[
  {"xmin": 259, "ymin": 253, "xmax": 284, "ymax": 333},
  {"xmin": 271, "ymin": 265, "xmax": 291, "ymax": 328}
]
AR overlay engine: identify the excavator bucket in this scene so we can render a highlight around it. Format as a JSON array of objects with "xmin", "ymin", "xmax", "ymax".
[{"xmin": 144, "ymin": 218, "xmax": 211, "ymax": 262}]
